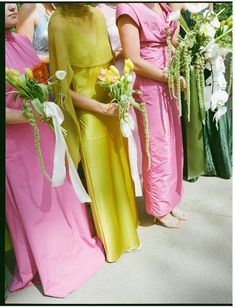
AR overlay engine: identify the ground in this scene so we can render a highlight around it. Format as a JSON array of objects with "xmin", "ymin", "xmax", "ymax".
[{"xmin": 5, "ymin": 176, "xmax": 232, "ymax": 304}]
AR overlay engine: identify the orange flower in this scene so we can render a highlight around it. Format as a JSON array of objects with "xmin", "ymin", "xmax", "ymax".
[{"xmin": 32, "ymin": 63, "xmax": 49, "ymax": 84}]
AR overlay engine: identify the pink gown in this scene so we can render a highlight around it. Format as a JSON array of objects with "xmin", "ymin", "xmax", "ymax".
[
  {"xmin": 116, "ymin": 3, "xmax": 183, "ymax": 217},
  {"xmin": 5, "ymin": 30, "xmax": 104, "ymax": 298}
]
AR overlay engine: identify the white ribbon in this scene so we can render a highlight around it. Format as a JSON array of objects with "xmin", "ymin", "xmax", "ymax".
[
  {"xmin": 120, "ymin": 113, "xmax": 142, "ymax": 197},
  {"xmin": 43, "ymin": 101, "xmax": 91, "ymax": 203}
]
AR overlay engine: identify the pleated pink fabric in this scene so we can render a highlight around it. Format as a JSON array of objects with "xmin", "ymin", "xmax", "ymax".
[
  {"xmin": 116, "ymin": 3, "xmax": 183, "ymax": 217},
  {"xmin": 5, "ymin": 30, "xmax": 104, "ymax": 298}
]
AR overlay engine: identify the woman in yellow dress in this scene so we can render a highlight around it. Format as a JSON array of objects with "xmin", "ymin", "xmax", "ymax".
[{"xmin": 48, "ymin": 4, "xmax": 140, "ymax": 262}]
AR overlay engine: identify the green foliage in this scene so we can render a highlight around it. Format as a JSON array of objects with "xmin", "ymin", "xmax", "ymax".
[
  {"xmin": 214, "ymin": 3, "xmax": 233, "ymax": 21},
  {"xmin": 16, "ymin": 3, "xmax": 22, "ymax": 10}
]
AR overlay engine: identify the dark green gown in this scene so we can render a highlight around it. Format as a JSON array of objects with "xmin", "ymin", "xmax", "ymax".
[{"xmin": 180, "ymin": 10, "xmax": 232, "ymax": 180}]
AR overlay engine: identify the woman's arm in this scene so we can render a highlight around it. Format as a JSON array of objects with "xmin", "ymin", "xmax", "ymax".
[
  {"xmin": 118, "ymin": 15, "xmax": 186, "ymax": 91},
  {"xmin": 69, "ymin": 90, "xmax": 119, "ymax": 116},
  {"xmin": 16, "ymin": 4, "xmax": 38, "ymax": 42},
  {"xmin": 117, "ymin": 15, "xmax": 168, "ymax": 83},
  {"xmin": 6, "ymin": 107, "xmax": 42, "ymax": 124},
  {"xmin": 6, "ymin": 108, "xmax": 28, "ymax": 124},
  {"xmin": 37, "ymin": 54, "xmax": 49, "ymax": 64},
  {"xmin": 17, "ymin": 4, "xmax": 49, "ymax": 64},
  {"xmin": 168, "ymin": 3, "xmax": 184, "ymax": 47}
]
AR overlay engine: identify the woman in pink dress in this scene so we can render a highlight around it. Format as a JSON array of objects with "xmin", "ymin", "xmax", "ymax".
[
  {"xmin": 117, "ymin": 3, "xmax": 187, "ymax": 228},
  {"xmin": 5, "ymin": 3, "xmax": 104, "ymax": 298}
]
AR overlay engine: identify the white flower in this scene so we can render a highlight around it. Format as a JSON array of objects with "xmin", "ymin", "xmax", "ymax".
[
  {"xmin": 120, "ymin": 119, "xmax": 132, "ymax": 138},
  {"xmin": 186, "ymin": 3, "xmax": 209, "ymax": 14},
  {"xmin": 126, "ymin": 74, "xmax": 133, "ymax": 82},
  {"xmin": 199, "ymin": 23, "xmax": 216, "ymax": 38},
  {"xmin": 204, "ymin": 43, "xmax": 220, "ymax": 60},
  {"xmin": 213, "ymin": 106, "xmax": 227, "ymax": 127},
  {"xmin": 220, "ymin": 47, "xmax": 231, "ymax": 57},
  {"xmin": 211, "ymin": 17, "xmax": 220, "ymax": 28},
  {"xmin": 205, "ymin": 85, "xmax": 212, "ymax": 111},
  {"xmin": 205, "ymin": 61, "xmax": 212, "ymax": 71},
  {"xmin": 203, "ymin": 9, "xmax": 212, "ymax": 18},
  {"xmin": 214, "ymin": 73, "xmax": 227, "ymax": 90},
  {"xmin": 55, "ymin": 70, "xmax": 67, "ymax": 80},
  {"xmin": 167, "ymin": 9, "xmax": 181, "ymax": 22},
  {"xmin": 210, "ymin": 90, "xmax": 228, "ymax": 111},
  {"xmin": 206, "ymin": 75, "xmax": 212, "ymax": 85},
  {"xmin": 213, "ymin": 56, "xmax": 225, "ymax": 73}
]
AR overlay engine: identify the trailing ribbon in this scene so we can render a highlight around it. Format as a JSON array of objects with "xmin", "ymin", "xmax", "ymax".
[
  {"xmin": 120, "ymin": 113, "xmax": 143, "ymax": 197},
  {"xmin": 43, "ymin": 101, "xmax": 91, "ymax": 203}
]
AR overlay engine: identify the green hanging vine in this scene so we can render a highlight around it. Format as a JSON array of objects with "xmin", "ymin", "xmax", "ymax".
[{"xmin": 23, "ymin": 101, "xmax": 52, "ymax": 182}]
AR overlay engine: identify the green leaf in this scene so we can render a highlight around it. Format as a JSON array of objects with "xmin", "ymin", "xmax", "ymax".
[
  {"xmin": 179, "ymin": 15, "xmax": 191, "ymax": 34},
  {"xmin": 31, "ymin": 98, "xmax": 46, "ymax": 120},
  {"xmin": 33, "ymin": 84, "xmax": 49, "ymax": 102},
  {"xmin": 17, "ymin": 74, "xmax": 26, "ymax": 86},
  {"xmin": 13, "ymin": 93, "xmax": 19, "ymax": 104}
]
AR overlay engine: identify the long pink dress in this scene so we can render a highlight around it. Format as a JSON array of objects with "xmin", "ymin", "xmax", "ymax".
[
  {"xmin": 116, "ymin": 3, "xmax": 183, "ymax": 217},
  {"xmin": 5, "ymin": 30, "xmax": 104, "ymax": 298}
]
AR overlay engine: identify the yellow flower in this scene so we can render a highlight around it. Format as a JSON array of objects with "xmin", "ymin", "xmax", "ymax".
[
  {"xmin": 11, "ymin": 75, "xmax": 20, "ymax": 85},
  {"xmin": 109, "ymin": 65, "xmax": 120, "ymax": 79},
  {"xmin": 9, "ymin": 69, "xmax": 20, "ymax": 77},
  {"xmin": 24, "ymin": 68, "xmax": 34, "ymax": 79},
  {"xmin": 220, "ymin": 20, "xmax": 225, "ymax": 27},
  {"xmin": 124, "ymin": 59, "xmax": 134, "ymax": 71},
  {"xmin": 105, "ymin": 70, "xmax": 113, "ymax": 84},
  {"xmin": 123, "ymin": 66, "xmax": 130, "ymax": 75}
]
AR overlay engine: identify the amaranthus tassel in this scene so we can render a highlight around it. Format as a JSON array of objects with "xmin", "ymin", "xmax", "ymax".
[{"xmin": 24, "ymin": 103, "xmax": 52, "ymax": 181}]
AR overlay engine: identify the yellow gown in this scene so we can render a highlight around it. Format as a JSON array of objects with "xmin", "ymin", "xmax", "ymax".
[{"xmin": 48, "ymin": 5, "xmax": 140, "ymax": 262}]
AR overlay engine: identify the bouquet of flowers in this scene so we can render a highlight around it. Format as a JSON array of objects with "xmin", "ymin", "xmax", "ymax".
[
  {"xmin": 166, "ymin": 4, "xmax": 233, "ymax": 127},
  {"xmin": 6, "ymin": 63, "xmax": 91, "ymax": 202},
  {"xmin": 98, "ymin": 59, "xmax": 150, "ymax": 167},
  {"xmin": 97, "ymin": 59, "xmax": 150, "ymax": 196},
  {"xmin": 6, "ymin": 63, "xmax": 66, "ymax": 180}
]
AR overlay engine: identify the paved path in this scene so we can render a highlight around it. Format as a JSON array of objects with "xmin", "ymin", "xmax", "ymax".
[{"xmin": 5, "ymin": 177, "xmax": 232, "ymax": 304}]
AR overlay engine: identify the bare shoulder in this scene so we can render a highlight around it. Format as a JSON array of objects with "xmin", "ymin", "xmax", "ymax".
[
  {"xmin": 18, "ymin": 3, "xmax": 41, "ymax": 26},
  {"xmin": 18, "ymin": 3, "xmax": 38, "ymax": 18},
  {"xmin": 18, "ymin": 3, "xmax": 37, "ymax": 13}
]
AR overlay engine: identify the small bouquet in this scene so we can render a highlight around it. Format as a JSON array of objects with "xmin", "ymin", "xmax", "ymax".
[
  {"xmin": 6, "ymin": 63, "xmax": 66, "ymax": 181},
  {"xmin": 6, "ymin": 63, "xmax": 91, "ymax": 202},
  {"xmin": 97, "ymin": 59, "xmax": 150, "ymax": 168},
  {"xmin": 166, "ymin": 4, "xmax": 233, "ymax": 127},
  {"xmin": 97, "ymin": 59, "xmax": 150, "ymax": 196}
]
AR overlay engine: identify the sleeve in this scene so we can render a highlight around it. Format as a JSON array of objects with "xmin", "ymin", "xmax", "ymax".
[
  {"xmin": 116, "ymin": 4, "xmax": 140, "ymax": 28},
  {"xmin": 48, "ymin": 15, "xmax": 81, "ymax": 167}
]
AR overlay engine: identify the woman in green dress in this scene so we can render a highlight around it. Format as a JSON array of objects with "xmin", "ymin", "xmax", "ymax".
[
  {"xmin": 48, "ymin": 4, "xmax": 140, "ymax": 263},
  {"xmin": 169, "ymin": 3, "xmax": 232, "ymax": 180}
]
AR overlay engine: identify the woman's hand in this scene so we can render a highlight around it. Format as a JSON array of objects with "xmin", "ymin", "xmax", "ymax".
[
  {"xmin": 30, "ymin": 107, "xmax": 44, "ymax": 122},
  {"xmin": 103, "ymin": 102, "xmax": 119, "ymax": 116}
]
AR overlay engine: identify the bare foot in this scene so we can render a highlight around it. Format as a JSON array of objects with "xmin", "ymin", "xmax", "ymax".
[
  {"xmin": 171, "ymin": 208, "xmax": 188, "ymax": 220},
  {"xmin": 154, "ymin": 213, "xmax": 182, "ymax": 228}
]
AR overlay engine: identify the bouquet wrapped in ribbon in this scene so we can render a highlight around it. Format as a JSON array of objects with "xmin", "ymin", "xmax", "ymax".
[
  {"xmin": 166, "ymin": 4, "xmax": 232, "ymax": 127},
  {"xmin": 97, "ymin": 59, "xmax": 150, "ymax": 197},
  {"xmin": 6, "ymin": 63, "xmax": 91, "ymax": 203}
]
